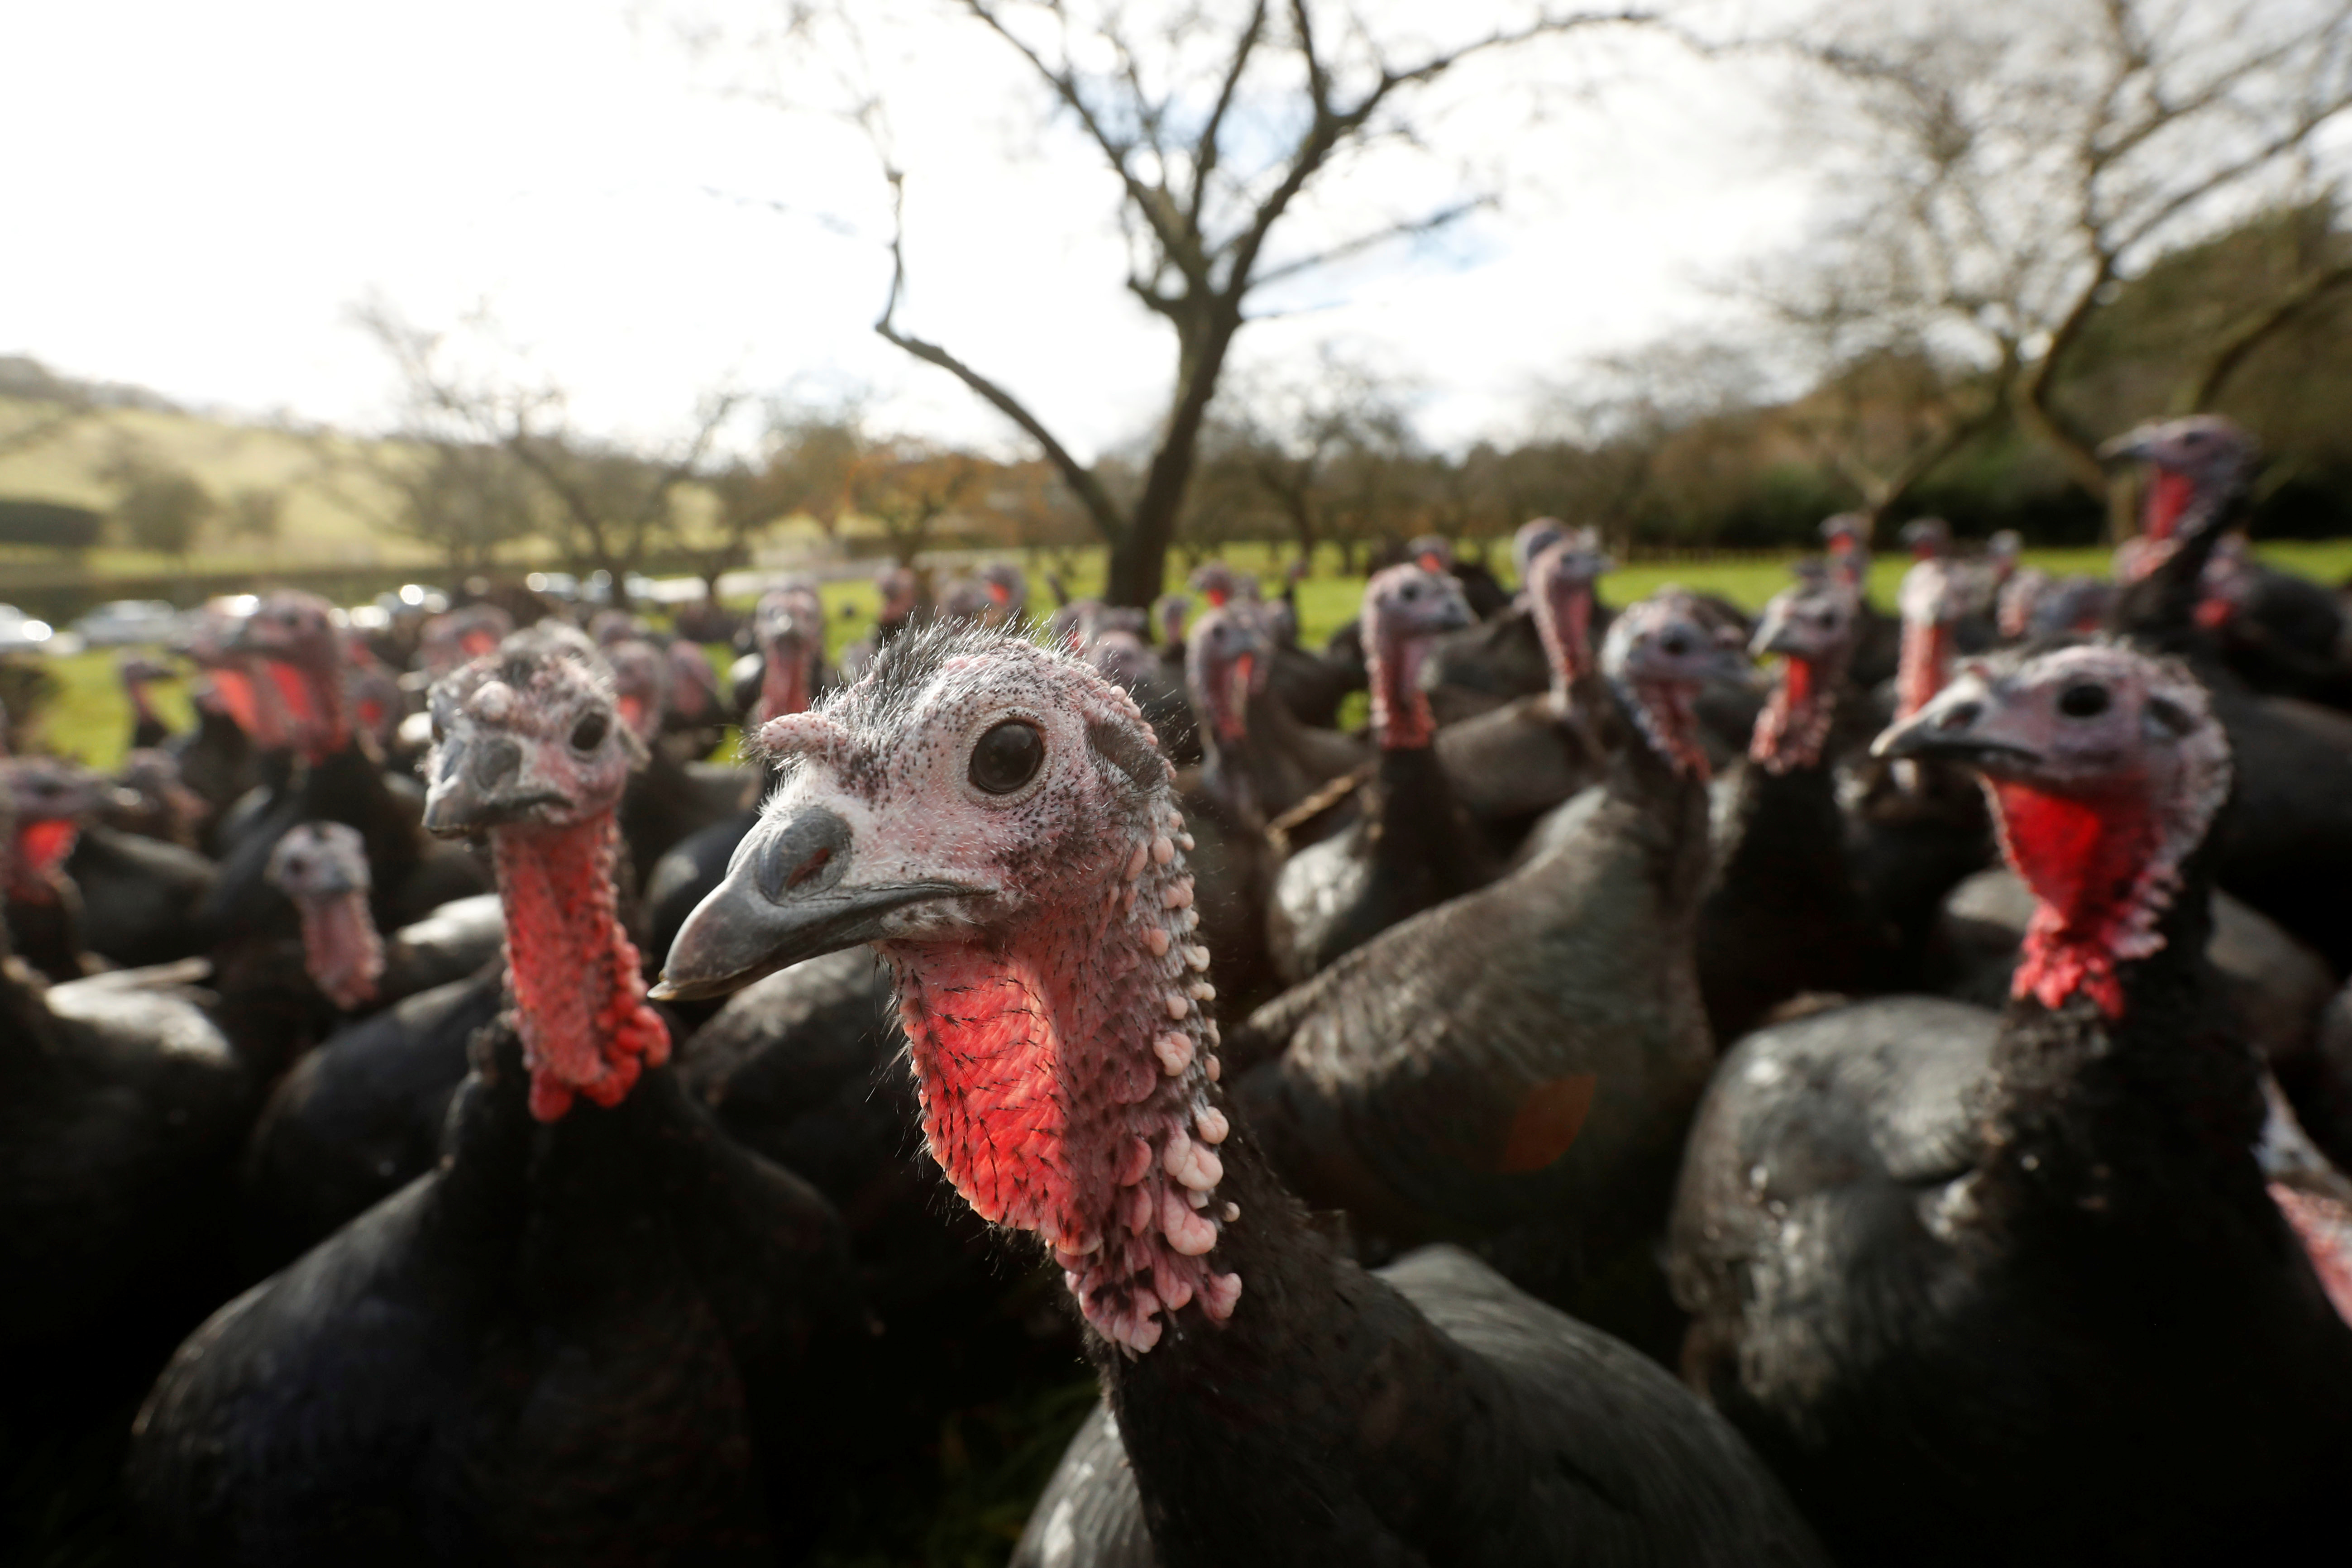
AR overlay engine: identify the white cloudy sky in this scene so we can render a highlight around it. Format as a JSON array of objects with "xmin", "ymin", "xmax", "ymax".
[{"xmin": 1, "ymin": 0, "xmax": 1819, "ymax": 459}]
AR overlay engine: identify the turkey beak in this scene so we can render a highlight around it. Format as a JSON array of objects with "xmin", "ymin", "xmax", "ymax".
[
  {"xmin": 2098, "ymin": 426, "xmax": 2160, "ymax": 464},
  {"xmin": 1872, "ymin": 677, "xmax": 2038, "ymax": 766},
  {"xmin": 420, "ymin": 737, "xmax": 569, "ymax": 837},
  {"xmin": 652, "ymin": 805, "xmax": 974, "ymax": 1001}
]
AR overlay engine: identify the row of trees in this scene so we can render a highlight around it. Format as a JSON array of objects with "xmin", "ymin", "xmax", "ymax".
[
  {"xmin": 19, "ymin": 0, "xmax": 2352, "ymax": 589},
  {"xmin": 667, "ymin": 0, "xmax": 2352, "ymax": 595}
]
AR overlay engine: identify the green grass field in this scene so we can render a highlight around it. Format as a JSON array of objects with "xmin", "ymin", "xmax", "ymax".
[{"xmin": 27, "ymin": 538, "xmax": 2352, "ymax": 773}]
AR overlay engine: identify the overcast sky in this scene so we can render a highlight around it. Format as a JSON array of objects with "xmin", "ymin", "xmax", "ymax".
[{"xmin": 2, "ymin": 0, "xmax": 1817, "ymax": 460}]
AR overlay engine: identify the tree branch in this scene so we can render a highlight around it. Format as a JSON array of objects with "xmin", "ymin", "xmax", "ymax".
[
  {"xmin": 870, "ymin": 168, "xmax": 1129, "ymax": 542},
  {"xmin": 2186, "ymin": 257, "xmax": 2352, "ymax": 411},
  {"xmin": 957, "ymin": 0, "xmax": 1203, "ymax": 282},
  {"xmin": 1249, "ymin": 197, "xmax": 1490, "ymax": 290},
  {"xmin": 1190, "ymin": 0, "xmax": 1269, "ymax": 226}
]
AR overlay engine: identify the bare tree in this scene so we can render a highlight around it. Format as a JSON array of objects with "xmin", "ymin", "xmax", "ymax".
[
  {"xmin": 349, "ymin": 300, "xmax": 742, "ymax": 606},
  {"xmin": 736, "ymin": 0, "xmax": 1655, "ymax": 605},
  {"xmin": 841, "ymin": 435, "xmax": 990, "ymax": 565},
  {"xmin": 1778, "ymin": 0, "xmax": 2352, "ymax": 524},
  {"xmin": 699, "ymin": 410, "xmax": 864, "ymax": 593},
  {"xmin": 1212, "ymin": 351, "xmax": 1421, "ymax": 569}
]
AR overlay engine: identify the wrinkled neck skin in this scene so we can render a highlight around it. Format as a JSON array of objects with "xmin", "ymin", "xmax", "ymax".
[
  {"xmin": 1750, "ymin": 650, "xmax": 1848, "ymax": 774},
  {"xmin": 883, "ymin": 795, "xmax": 1241, "ymax": 1355},
  {"xmin": 1532, "ymin": 582, "xmax": 1595, "ymax": 702},
  {"xmin": 757, "ymin": 643, "xmax": 817, "ymax": 727},
  {"xmin": 489, "ymin": 810, "xmax": 669, "ymax": 1122},
  {"xmin": 1366, "ymin": 631, "xmax": 1439, "ymax": 751},
  {"xmin": 1097, "ymin": 1136, "xmax": 1505, "ymax": 1568},
  {"xmin": 291, "ymin": 888, "xmax": 386, "ymax": 1011},
  {"xmin": 1612, "ymin": 676, "xmax": 1710, "ymax": 785},
  {"xmin": 1895, "ymin": 619, "xmax": 1955, "ymax": 722}
]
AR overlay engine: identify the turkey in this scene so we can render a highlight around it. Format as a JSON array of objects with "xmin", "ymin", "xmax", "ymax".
[
  {"xmin": 1840, "ymin": 544, "xmax": 1995, "ymax": 991},
  {"xmin": 119, "ymin": 651, "xmax": 178, "ymax": 751},
  {"xmin": 1187, "ymin": 602, "xmax": 1365, "ymax": 832},
  {"xmin": 109, "ymin": 746, "xmax": 213, "ymax": 847},
  {"xmin": 605, "ymin": 635, "xmax": 751, "ymax": 889},
  {"xmin": 1668, "ymin": 641, "xmax": 2352, "ymax": 1567},
  {"xmin": 653, "ymin": 622, "xmax": 1827, "ymax": 1568},
  {"xmin": 2103, "ymin": 415, "xmax": 2352, "ymax": 972},
  {"xmin": 2, "ymin": 755, "xmax": 217, "ymax": 981},
  {"xmin": 1226, "ymin": 592, "xmax": 1728, "ymax": 1351},
  {"xmin": 130, "ymin": 623, "xmax": 859, "ymax": 1563},
  {"xmin": 0, "ymin": 765, "xmax": 255, "ymax": 1400},
  {"xmin": 1417, "ymin": 517, "xmax": 1568, "ymax": 725},
  {"xmin": 261, "ymin": 821, "xmax": 502, "ymax": 1014},
  {"xmin": 1433, "ymin": 530, "xmax": 1616, "ymax": 846},
  {"xmin": 1267, "ymin": 562, "xmax": 1489, "ymax": 985},
  {"xmin": 1694, "ymin": 573, "xmax": 1887, "ymax": 1045},
  {"xmin": 202, "ymin": 591, "xmax": 490, "ymax": 951},
  {"xmin": 1173, "ymin": 605, "xmax": 1305, "ymax": 1018}
]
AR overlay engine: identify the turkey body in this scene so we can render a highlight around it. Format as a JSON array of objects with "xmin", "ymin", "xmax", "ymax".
[
  {"xmin": 238, "ymin": 962, "xmax": 504, "ymax": 1269},
  {"xmin": 2, "ymin": 966, "xmax": 256, "ymax": 1375},
  {"xmin": 1668, "ymin": 980, "xmax": 2352, "ymax": 1566},
  {"xmin": 1695, "ymin": 748, "xmax": 1882, "ymax": 1047},
  {"xmin": 1431, "ymin": 691, "xmax": 1608, "ymax": 844},
  {"xmin": 131, "ymin": 1023, "xmax": 857, "ymax": 1565},
  {"xmin": 1014, "ymin": 1183, "xmax": 1825, "ymax": 1568},
  {"xmin": 1233, "ymin": 734, "xmax": 1713, "ymax": 1346},
  {"xmin": 67, "ymin": 824, "xmax": 219, "ymax": 969},
  {"xmin": 1268, "ymin": 745, "xmax": 1495, "ymax": 986}
]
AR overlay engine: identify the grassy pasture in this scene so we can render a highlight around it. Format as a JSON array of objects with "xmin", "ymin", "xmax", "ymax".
[{"xmin": 29, "ymin": 538, "xmax": 2352, "ymax": 772}]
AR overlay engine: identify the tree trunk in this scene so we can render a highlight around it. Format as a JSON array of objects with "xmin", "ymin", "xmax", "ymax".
[{"xmin": 1105, "ymin": 305, "xmax": 1243, "ymax": 607}]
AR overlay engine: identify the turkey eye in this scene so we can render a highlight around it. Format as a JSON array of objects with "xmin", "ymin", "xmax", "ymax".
[
  {"xmin": 570, "ymin": 712, "xmax": 609, "ymax": 751},
  {"xmin": 969, "ymin": 721, "xmax": 1043, "ymax": 794},
  {"xmin": 2058, "ymin": 684, "xmax": 2109, "ymax": 719}
]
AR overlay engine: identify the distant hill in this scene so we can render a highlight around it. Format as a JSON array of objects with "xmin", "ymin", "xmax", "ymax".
[{"xmin": 0, "ymin": 362, "xmax": 431, "ymax": 568}]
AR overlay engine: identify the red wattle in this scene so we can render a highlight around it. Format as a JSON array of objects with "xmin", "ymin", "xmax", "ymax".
[
  {"xmin": 1989, "ymin": 780, "xmax": 2161, "ymax": 1019},
  {"xmin": 1896, "ymin": 622, "xmax": 1953, "ymax": 721},
  {"xmin": 1750, "ymin": 656, "xmax": 1830, "ymax": 771},
  {"xmin": 884, "ymin": 844, "xmax": 1238, "ymax": 1355},
  {"xmin": 16, "ymin": 819, "xmax": 80, "ymax": 878},
  {"xmin": 1368, "ymin": 636, "xmax": 1436, "ymax": 751},
  {"xmin": 492, "ymin": 814, "xmax": 669, "ymax": 1121},
  {"xmin": 209, "ymin": 667, "xmax": 280, "ymax": 748},
  {"xmin": 2144, "ymin": 468, "xmax": 2197, "ymax": 541}
]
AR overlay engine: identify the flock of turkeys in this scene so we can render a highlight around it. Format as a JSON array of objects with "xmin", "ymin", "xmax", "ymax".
[{"xmin": 8, "ymin": 414, "xmax": 2352, "ymax": 1565}]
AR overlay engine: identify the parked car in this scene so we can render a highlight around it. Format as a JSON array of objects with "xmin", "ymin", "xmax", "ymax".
[
  {"xmin": 73, "ymin": 599, "xmax": 185, "ymax": 646},
  {"xmin": 0, "ymin": 604, "xmax": 57, "ymax": 653}
]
